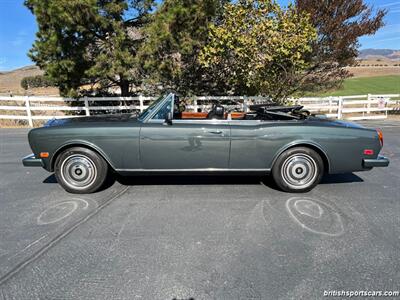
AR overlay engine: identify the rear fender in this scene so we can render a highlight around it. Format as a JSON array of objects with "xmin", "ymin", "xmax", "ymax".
[{"xmin": 270, "ymin": 140, "xmax": 331, "ymax": 173}]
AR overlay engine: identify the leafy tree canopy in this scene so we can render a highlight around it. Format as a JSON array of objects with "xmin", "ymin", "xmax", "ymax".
[
  {"xmin": 296, "ymin": 0, "xmax": 386, "ymax": 93},
  {"xmin": 25, "ymin": 0, "xmax": 386, "ymax": 99},
  {"xmin": 199, "ymin": 0, "xmax": 317, "ymax": 100},
  {"xmin": 138, "ymin": 0, "xmax": 228, "ymax": 96},
  {"xmin": 25, "ymin": 0, "xmax": 155, "ymax": 96}
]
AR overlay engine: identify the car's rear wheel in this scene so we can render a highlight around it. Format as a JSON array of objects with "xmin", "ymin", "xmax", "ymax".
[
  {"xmin": 272, "ymin": 147, "xmax": 324, "ymax": 193},
  {"xmin": 54, "ymin": 147, "xmax": 108, "ymax": 194}
]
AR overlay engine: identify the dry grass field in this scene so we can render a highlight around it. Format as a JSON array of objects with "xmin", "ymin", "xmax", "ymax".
[
  {"xmin": 0, "ymin": 65, "xmax": 59, "ymax": 96},
  {"xmin": 347, "ymin": 66, "xmax": 400, "ymax": 78},
  {"xmin": 347, "ymin": 57, "xmax": 400, "ymax": 78}
]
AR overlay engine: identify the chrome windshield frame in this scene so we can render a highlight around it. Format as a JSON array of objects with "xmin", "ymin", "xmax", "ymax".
[
  {"xmin": 140, "ymin": 93, "xmax": 175, "ymax": 123},
  {"xmin": 137, "ymin": 94, "xmax": 173, "ymax": 122}
]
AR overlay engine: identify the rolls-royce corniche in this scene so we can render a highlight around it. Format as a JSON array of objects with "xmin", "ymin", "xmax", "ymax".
[{"xmin": 22, "ymin": 93, "xmax": 389, "ymax": 193}]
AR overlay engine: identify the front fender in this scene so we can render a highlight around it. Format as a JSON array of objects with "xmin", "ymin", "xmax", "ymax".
[{"xmin": 49, "ymin": 140, "xmax": 117, "ymax": 172}]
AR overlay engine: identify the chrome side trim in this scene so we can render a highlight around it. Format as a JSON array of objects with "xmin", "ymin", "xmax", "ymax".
[
  {"xmin": 172, "ymin": 119, "xmax": 231, "ymax": 125},
  {"xmin": 116, "ymin": 168, "xmax": 270, "ymax": 172}
]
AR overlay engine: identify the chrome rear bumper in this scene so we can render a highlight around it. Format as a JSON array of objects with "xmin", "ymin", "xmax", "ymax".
[{"xmin": 363, "ymin": 155, "xmax": 390, "ymax": 168}]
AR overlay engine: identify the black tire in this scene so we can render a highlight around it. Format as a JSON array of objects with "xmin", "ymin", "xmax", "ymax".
[
  {"xmin": 272, "ymin": 147, "xmax": 324, "ymax": 193},
  {"xmin": 54, "ymin": 147, "xmax": 109, "ymax": 194}
]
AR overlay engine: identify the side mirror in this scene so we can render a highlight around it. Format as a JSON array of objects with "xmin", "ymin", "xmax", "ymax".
[{"xmin": 164, "ymin": 112, "xmax": 173, "ymax": 125}]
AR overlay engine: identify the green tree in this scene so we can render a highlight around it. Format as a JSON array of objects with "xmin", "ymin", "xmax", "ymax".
[
  {"xmin": 21, "ymin": 75, "xmax": 55, "ymax": 90},
  {"xmin": 139, "ymin": 0, "xmax": 228, "ymax": 95},
  {"xmin": 199, "ymin": 0, "xmax": 317, "ymax": 101},
  {"xmin": 25, "ymin": 0, "xmax": 154, "ymax": 97},
  {"xmin": 296, "ymin": 0, "xmax": 386, "ymax": 93}
]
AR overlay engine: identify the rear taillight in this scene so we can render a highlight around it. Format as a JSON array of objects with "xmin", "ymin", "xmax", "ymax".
[
  {"xmin": 364, "ymin": 149, "xmax": 374, "ymax": 155},
  {"xmin": 376, "ymin": 128, "xmax": 383, "ymax": 147}
]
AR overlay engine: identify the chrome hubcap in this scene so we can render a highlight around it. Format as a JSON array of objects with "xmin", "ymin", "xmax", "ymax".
[
  {"xmin": 60, "ymin": 154, "xmax": 97, "ymax": 190},
  {"xmin": 281, "ymin": 154, "xmax": 317, "ymax": 189}
]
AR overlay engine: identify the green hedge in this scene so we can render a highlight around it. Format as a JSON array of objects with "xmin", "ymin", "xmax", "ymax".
[{"xmin": 21, "ymin": 75, "xmax": 55, "ymax": 90}]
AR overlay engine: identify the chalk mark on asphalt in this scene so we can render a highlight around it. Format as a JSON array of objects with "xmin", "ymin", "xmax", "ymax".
[
  {"xmin": 286, "ymin": 197, "xmax": 344, "ymax": 237},
  {"xmin": 37, "ymin": 198, "xmax": 90, "ymax": 225},
  {"xmin": 0, "ymin": 186, "xmax": 129, "ymax": 286},
  {"xmin": 37, "ymin": 201, "xmax": 78, "ymax": 225}
]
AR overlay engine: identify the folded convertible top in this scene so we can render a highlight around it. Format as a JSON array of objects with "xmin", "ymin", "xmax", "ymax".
[{"xmin": 248, "ymin": 104, "xmax": 304, "ymax": 112}]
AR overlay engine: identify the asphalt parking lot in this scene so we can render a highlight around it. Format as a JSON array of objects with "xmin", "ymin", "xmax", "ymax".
[{"xmin": 0, "ymin": 120, "xmax": 399, "ymax": 299}]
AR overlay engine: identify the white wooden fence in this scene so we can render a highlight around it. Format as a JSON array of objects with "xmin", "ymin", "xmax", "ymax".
[
  {"xmin": 294, "ymin": 94, "xmax": 400, "ymax": 121},
  {"xmin": 0, "ymin": 94, "xmax": 399, "ymax": 127}
]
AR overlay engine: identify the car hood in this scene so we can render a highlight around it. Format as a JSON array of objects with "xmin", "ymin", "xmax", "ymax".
[{"xmin": 44, "ymin": 113, "xmax": 137, "ymax": 127}]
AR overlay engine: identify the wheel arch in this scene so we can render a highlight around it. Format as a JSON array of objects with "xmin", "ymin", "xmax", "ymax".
[
  {"xmin": 50, "ymin": 141, "xmax": 116, "ymax": 172},
  {"xmin": 271, "ymin": 141, "xmax": 331, "ymax": 174}
]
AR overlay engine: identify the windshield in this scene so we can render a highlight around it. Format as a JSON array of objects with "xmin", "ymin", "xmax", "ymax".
[{"xmin": 138, "ymin": 95, "xmax": 166, "ymax": 121}]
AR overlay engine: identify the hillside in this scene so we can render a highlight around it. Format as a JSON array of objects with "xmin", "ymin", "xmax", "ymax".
[
  {"xmin": 0, "ymin": 65, "xmax": 59, "ymax": 96},
  {"xmin": 358, "ymin": 49, "xmax": 400, "ymax": 60}
]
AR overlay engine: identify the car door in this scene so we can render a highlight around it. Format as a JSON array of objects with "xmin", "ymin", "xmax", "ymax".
[
  {"xmin": 139, "ymin": 97, "xmax": 231, "ymax": 170},
  {"xmin": 228, "ymin": 119, "xmax": 269, "ymax": 169},
  {"xmin": 229, "ymin": 119, "xmax": 300, "ymax": 170}
]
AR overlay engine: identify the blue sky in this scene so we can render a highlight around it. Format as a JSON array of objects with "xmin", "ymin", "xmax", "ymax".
[{"xmin": 0, "ymin": 0, "xmax": 399, "ymax": 71}]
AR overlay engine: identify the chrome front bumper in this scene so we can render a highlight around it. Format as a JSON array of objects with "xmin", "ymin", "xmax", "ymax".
[
  {"xmin": 22, "ymin": 154, "xmax": 44, "ymax": 167},
  {"xmin": 363, "ymin": 155, "xmax": 390, "ymax": 168}
]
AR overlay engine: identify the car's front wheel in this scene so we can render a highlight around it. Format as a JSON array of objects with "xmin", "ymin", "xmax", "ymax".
[
  {"xmin": 54, "ymin": 147, "xmax": 108, "ymax": 194},
  {"xmin": 272, "ymin": 147, "xmax": 324, "ymax": 193}
]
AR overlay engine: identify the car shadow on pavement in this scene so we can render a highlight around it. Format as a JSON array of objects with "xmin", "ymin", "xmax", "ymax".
[
  {"xmin": 43, "ymin": 172, "xmax": 363, "ymax": 189},
  {"xmin": 43, "ymin": 174, "xmax": 57, "ymax": 183},
  {"xmin": 320, "ymin": 173, "xmax": 364, "ymax": 184},
  {"xmin": 115, "ymin": 174, "xmax": 265, "ymax": 186}
]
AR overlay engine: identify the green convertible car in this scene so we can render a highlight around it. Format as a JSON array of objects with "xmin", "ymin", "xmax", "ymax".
[{"xmin": 23, "ymin": 93, "xmax": 389, "ymax": 194}]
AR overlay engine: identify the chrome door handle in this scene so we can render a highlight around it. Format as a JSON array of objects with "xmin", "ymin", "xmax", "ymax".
[{"xmin": 207, "ymin": 130, "xmax": 223, "ymax": 134}]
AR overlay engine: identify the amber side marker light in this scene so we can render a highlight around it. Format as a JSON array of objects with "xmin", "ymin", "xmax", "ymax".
[
  {"xmin": 39, "ymin": 152, "xmax": 49, "ymax": 158},
  {"xmin": 376, "ymin": 128, "xmax": 384, "ymax": 147}
]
